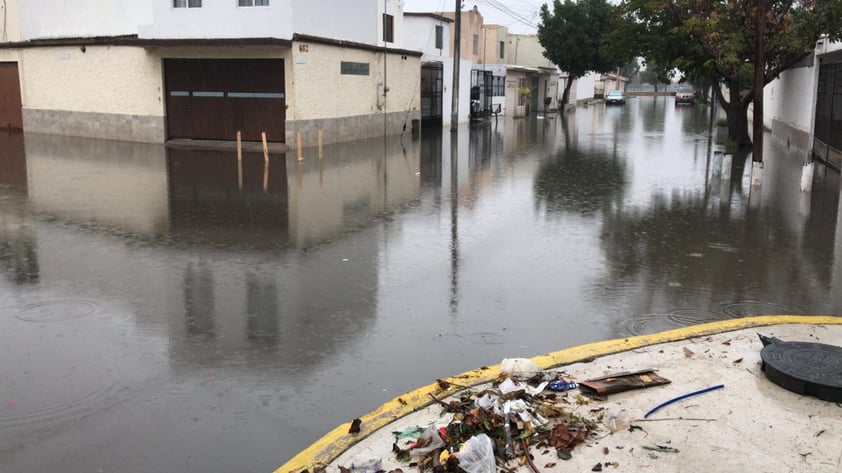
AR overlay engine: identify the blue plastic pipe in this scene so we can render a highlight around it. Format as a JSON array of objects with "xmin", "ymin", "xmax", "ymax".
[{"xmin": 643, "ymin": 384, "xmax": 725, "ymax": 419}]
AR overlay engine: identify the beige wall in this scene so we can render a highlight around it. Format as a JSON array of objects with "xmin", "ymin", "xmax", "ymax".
[
  {"xmin": 9, "ymin": 40, "xmax": 420, "ymax": 145},
  {"xmin": 21, "ymin": 44, "xmax": 292, "ymax": 117},
  {"xmin": 1, "ymin": 0, "xmax": 21, "ymax": 42},
  {"xmin": 286, "ymin": 40, "xmax": 421, "ymax": 145},
  {"xmin": 444, "ymin": 8, "xmax": 484, "ymax": 64},
  {"xmin": 480, "ymin": 25, "xmax": 508, "ymax": 65},
  {"xmin": 22, "ymin": 46, "xmax": 163, "ymax": 116},
  {"xmin": 288, "ymin": 41, "xmax": 419, "ymax": 121},
  {"xmin": 509, "ymin": 35, "xmax": 554, "ymax": 68}
]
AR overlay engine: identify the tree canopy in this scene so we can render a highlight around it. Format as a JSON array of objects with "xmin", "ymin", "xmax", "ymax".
[
  {"xmin": 538, "ymin": 0, "xmax": 629, "ymax": 105},
  {"xmin": 616, "ymin": 0, "xmax": 842, "ymax": 146}
]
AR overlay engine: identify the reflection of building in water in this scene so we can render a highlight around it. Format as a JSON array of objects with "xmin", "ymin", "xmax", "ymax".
[
  {"xmin": 0, "ymin": 222, "xmax": 39, "ymax": 286},
  {"xmin": 166, "ymin": 148, "xmax": 289, "ymax": 248},
  {"xmin": 286, "ymin": 136, "xmax": 421, "ymax": 248},
  {"xmin": 23, "ymin": 133, "xmax": 169, "ymax": 236},
  {"xmin": 0, "ymin": 132, "xmax": 37, "ymax": 285},
  {"xmin": 0, "ymin": 131, "xmax": 28, "ymax": 194},
  {"xmin": 3, "ymin": 131, "xmax": 425, "ymax": 374},
  {"xmin": 245, "ymin": 274, "xmax": 280, "ymax": 345},
  {"xmin": 183, "ymin": 262, "xmax": 216, "ymax": 340}
]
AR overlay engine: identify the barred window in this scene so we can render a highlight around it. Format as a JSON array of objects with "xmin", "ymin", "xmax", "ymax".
[{"xmin": 174, "ymin": 0, "xmax": 201, "ymax": 7}]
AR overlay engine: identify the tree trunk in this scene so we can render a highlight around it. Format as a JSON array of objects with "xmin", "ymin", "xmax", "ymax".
[
  {"xmin": 561, "ymin": 77, "xmax": 575, "ymax": 107},
  {"xmin": 725, "ymin": 79, "xmax": 752, "ymax": 148}
]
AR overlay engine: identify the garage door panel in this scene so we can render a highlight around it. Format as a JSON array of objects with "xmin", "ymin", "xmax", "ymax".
[
  {"xmin": 0, "ymin": 63, "xmax": 23, "ymax": 129},
  {"xmin": 164, "ymin": 58, "xmax": 285, "ymax": 143},
  {"xmin": 230, "ymin": 97, "xmax": 285, "ymax": 142}
]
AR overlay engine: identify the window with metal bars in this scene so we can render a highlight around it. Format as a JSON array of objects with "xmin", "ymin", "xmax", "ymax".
[{"xmin": 173, "ymin": 0, "xmax": 201, "ymax": 7}]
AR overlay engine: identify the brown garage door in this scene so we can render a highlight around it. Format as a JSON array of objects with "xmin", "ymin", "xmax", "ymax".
[
  {"xmin": 0, "ymin": 62, "xmax": 23, "ymax": 129},
  {"xmin": 164, "ymin": 59, "xmax": 285, "ymax": 143}
]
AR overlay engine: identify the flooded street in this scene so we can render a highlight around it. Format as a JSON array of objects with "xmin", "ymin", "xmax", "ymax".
[{"xmin": 1, "ymin": 97, "xmax": 841, "ymax": 472}]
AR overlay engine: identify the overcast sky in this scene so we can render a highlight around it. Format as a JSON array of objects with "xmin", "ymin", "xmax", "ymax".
[{"xmin": 403, "ymin": 0, "xmax": 551, "ymax": 34}]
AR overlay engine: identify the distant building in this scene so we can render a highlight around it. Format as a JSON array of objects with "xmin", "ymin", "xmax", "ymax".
[{"xmin": 594, "ymin": 72, "xmax": 629, "ymax": 98}]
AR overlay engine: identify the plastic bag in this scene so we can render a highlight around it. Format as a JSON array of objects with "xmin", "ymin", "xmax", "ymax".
[
  {"xmin": 409, "ymin": 425, "xmax": 445, "ymax": 455},
  {"xmin": 454, "ymin": 434, "xmax": 496, "ymax": 473},
  {"xmin": 603, "ymin": 409, "xmax": 630, "ymax": 433},
  {"xmin": 348, "ymin": 459, "xmax": 382, "ymax": 473},
  {"xmin": 500, "ymin": 358, "xmax": 541, "ymax": 377}
]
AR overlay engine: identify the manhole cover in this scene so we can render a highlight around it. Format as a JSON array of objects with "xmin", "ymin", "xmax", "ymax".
[{"xmin": 759, "ymin": 335, "xmax": 842, "ymax": 402}]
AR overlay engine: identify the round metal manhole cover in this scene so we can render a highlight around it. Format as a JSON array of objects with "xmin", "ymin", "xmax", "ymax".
[
  {"xmin": 760, "ymin": 338, "xmax": 842, "ymax": 402},
  {"xmin": 14, "ymin": 300, "xmax": 98, "ymax": 322}
]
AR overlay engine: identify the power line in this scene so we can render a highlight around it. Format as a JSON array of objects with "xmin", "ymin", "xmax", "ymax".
[{"xmin": 478, "ymin": 0, "xmax": 540, "ymax": 30}]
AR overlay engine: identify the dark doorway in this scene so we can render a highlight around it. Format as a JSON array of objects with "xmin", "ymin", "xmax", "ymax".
[
  {"xmin": 164, "ymin": 59, "xmax": 285, "ymax": 142},
  {"xmin": 470, "ymin": 69, "xmax": 492, "ymax": 120},
  {"xmin": 0, "ymin": 63, "xmax": 23, "ymax": 129},
  {"xmin": 420, "ymin": 62, "xmax": 443, "ymax": 127}
]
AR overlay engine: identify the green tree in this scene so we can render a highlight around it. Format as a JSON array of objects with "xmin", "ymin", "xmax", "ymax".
[
  {"xmin": 538, "ymin": 0, "xmax": 628, "ymax": 106},
  {"xmin": 619, "ymin": 0, "xmax": 842, "ymax": 147},
  {"xmin": 638, "ymin": 59, "xmax": 673, "ymax": 93}
]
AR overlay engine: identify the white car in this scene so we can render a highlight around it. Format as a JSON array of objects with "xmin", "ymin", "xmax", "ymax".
[{"xmin": 606, "ymin": 90, "xmax": 626, "ymax": 105}]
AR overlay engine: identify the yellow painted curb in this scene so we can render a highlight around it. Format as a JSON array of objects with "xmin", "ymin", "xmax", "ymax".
[{"xmin": 275, "ymin": 315, "xmax": 842, "ymax": 473}]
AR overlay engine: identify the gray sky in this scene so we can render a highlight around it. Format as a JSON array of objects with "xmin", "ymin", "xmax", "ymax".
[{"xmin": 403, "ymin": 0, "xmax": 550, "ymax": 34}]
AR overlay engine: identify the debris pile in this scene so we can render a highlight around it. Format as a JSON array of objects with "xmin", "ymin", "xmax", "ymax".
[{"xmin": 386, "ymin": 359, "xmax": 601, "ymax": 473}]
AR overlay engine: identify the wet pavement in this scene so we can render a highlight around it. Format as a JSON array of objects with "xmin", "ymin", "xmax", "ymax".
[{"xmin": 0, "ymin": 97, "xmax": 840, "ymax": 473}]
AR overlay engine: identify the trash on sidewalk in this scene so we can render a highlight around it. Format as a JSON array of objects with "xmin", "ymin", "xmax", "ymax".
[
  {"xmin": 452, "ymin": 434, "xmax": 495, "ymax": 473},
  {"xmin": 500, "ymin": 358, "xmax": 542, "ymax": 377},
  {"xmin": 643, "ymin": 384, "xmax": 724, "ymax": 418},
  {"xmin": 579, "ymin": 369, "xmax": 671, "ymax": 395}
]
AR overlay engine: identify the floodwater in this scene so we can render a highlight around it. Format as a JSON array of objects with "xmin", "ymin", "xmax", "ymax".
[{"xmin": 1, "ymin": 97, "xmax": 840, "ymax": 472}]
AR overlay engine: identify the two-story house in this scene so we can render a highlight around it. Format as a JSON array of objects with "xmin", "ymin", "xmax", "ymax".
[{"xmin": 0, "ymin": 0, "xmax": 422, "ymax": 146}]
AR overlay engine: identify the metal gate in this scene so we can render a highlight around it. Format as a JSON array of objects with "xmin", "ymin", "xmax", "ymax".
[
  {"xmin": 420, "ymin": 63, "xmax": 443, "ymax": 127},
  {"xmin": 814, "ymin": 62, "xmax": 842, "ymax": 169},
  {"xmin": 164, "ymin": 59, "xmax": 285, "ymax": 142},
  {"xmin": 470, "ymin": 69, "xmax": 493, "ymax": 120},
  {"xmin": 0, "ymin": 62, "xmax": 23, "ymax": 129}
]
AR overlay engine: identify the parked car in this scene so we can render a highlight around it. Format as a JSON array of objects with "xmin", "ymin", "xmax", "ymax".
[
  {"xmin": 675, "ymin": 86, "xmax": 696, "ymax": 106},
  {"xmin": 605, "ymin": 90, "xmax": 626, "ymax": 105}
]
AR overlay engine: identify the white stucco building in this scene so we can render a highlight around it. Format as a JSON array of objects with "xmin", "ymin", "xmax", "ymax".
[
  {"xmin": 763, "ymin": 38, "xmax": 842, "ymax": 170},
  {"xmin": 0, "ymin": 0, "xmax": 422, "ymax": 146},
  {"xmin": 403, "ymin": 12, "xmax": 472, "ymax": 128}
]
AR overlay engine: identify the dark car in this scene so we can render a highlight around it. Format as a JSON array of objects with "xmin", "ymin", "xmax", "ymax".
[
  {"xmin": 605, "ymin": 90, "xmax": 626, "ymax": 105},
  {"xmin": 675, "ymin": 86, "xmax": 696, "ymax": 106}
]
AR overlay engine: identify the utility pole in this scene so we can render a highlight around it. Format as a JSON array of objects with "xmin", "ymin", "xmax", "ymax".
[
  {"xmin": 751, "ymin": 0, "xmax": 766, "ymax": 185},
  {"xmin": 450, "ymin": 0, "xmax": 461, "ymax": 132}
]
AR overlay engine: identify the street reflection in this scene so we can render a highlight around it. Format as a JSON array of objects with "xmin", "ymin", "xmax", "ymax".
[
  {"xmin": 0, "ymin": 131, "xmax": 37, "ymax": 285},
  {"xmin": 0, "ymin": 100, "xmax": 841, "ymax": 473},
  {"xmin": 167, "ymin": 148, "xmax": 289, "ymax": 248}
]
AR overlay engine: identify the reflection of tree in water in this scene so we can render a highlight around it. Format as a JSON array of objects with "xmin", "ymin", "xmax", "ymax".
[
  {"xmin": 534, "ymin": 148, "xmax": 627, "ymax": 215},
  {"xmin": 597, "ymin": 187, "xmax": 833, "ymax": 316}
]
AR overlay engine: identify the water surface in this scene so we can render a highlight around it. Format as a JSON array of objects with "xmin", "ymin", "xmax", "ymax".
[{"xmin": 1, "ymin": 97, "xmax": 840, "ymax": 472}]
